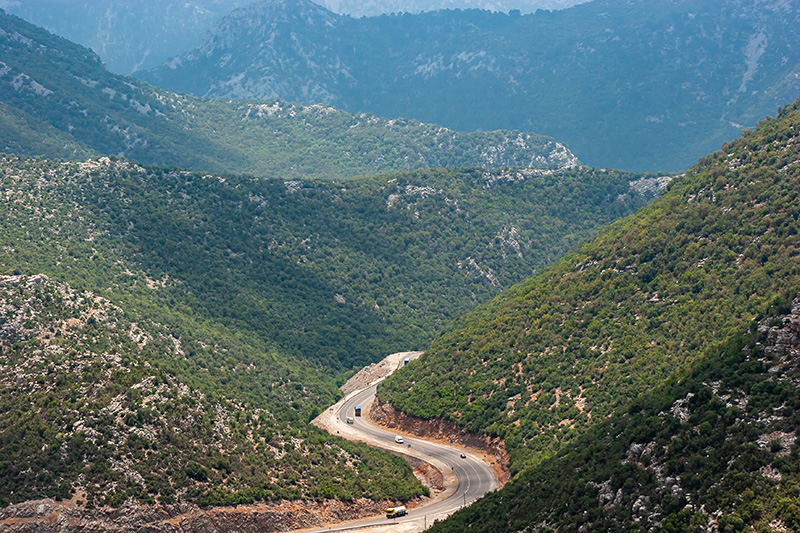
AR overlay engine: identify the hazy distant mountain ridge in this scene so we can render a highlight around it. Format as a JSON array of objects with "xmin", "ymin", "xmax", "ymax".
[
  {"xmin": 0, "ymin": 9, "xmax": 577, "ymax": 179},
  {"xmin": 0, "ymin": 0, "xmax": 252, "ymax": 74},
  {"xmin": 164, "ymin": 0, "xmax": 345, "ymax": 103},
  {"xmin": 319, "ymin": 0, "xmax": 586, "ymax": 16},
  {"xmin": 140, "ymin": 0, "xmax": 800, "ymax": 172},
  {"xmin": 0, "ymin": 0, "xmax": 587, "ymax": 74}
]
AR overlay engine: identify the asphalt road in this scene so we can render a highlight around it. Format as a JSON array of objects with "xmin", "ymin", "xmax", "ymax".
[{"xmin": 299, "ymin": 375, "xmax": 498, "ymax": 532}]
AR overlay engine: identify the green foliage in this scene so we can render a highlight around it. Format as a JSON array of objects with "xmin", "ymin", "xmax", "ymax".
[
  {"xmin": 380, "ymin": 98, "xmax": 800, "ymax": 474},
  {"xmin": 0, "ymin": 156, "xmax": 653, "ymax": 375},
  {"xmin": 0, "ymin": 155, "xmax": 651, "ymax": 508},
  {"xmin": 426, "ymin": 295, "xmax": 800, "ymax": 532},
  {"xmin": 0, "ymin": 8, "xmax": 575, "ymax": 180},
  {"xmin": 0, "ymin": 276, "xmax": 428, "ymax": 507}
]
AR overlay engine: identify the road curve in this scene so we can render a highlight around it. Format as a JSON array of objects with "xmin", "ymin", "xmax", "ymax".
[{"xmin": 300, "ymin": 357, "xmax": 498, "ymax": 532}]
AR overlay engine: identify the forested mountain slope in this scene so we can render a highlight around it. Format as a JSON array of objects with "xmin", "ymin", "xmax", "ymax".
[
  {"xmin": 140, "ymin": 0, "xmax": 800, "ymax": 172},
  {"xmin": 0, "ymin": 155, "xmax": 655, "ymax": 510},
  {"xmin": 379, "ymin": 98, "xmax": 800, "ymax": 474},
  {"xmin": 0, "ymin": 157, "xmax": 653, "ymax": 374},
  {"xmin": 0, "ymin": 275, "xmax": 424, "ymax": 508},
  {"xmin": 0, "ymin": 9, "xmax": 576, "ymax": 180},
  {"xmin": 429, "ymin": 294, "xmax": 800, "ymax": 532}
]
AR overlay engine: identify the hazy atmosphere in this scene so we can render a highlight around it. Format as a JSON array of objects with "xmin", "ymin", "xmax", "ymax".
[{"xmin": 1, "ymin": 1, "xmax": 800, "ymax": 532}]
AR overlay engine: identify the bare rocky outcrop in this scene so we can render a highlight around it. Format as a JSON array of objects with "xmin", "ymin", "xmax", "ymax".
[
  {"xmin": 0, "ymin": 498, "xmax": 395, "ymax": 532},
  {"xmin": 370, "ymin": 401, "xmax": 510, "ymax": 485}
]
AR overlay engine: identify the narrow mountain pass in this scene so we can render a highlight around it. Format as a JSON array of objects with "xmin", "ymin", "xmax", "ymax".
[{"xmin": 307, "ymin": 352, "xmax": 498, "ymax": 532}]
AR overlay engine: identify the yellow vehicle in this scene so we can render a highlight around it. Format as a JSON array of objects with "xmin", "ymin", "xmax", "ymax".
[{"xmin": 386, "ymin": 505, "xmax": 407, "ymax": 518}]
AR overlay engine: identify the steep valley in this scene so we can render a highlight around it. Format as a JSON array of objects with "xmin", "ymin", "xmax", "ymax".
[
  {"xmin": 3, "ymin": 2, "xmax": 800, "ymax": 531},
  {"xmin": 0, "ymin": 152, "xmax": 656, "ymax": 523}
]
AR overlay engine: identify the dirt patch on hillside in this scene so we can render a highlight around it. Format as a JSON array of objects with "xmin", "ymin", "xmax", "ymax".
[
  {"xmin": 370, "ymin": 401, "xmax": 511, "ymax": 486},
  {"xmin": 0, "ymin": 498, "xmax": 409, "ymax": 532},
  {"xmin": 341, "ymin": 351, "xmax": 423, "ymax": 395}
]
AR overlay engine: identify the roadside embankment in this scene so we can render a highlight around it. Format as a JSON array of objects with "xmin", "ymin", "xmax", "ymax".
[
  {"xmin": 369, "ymin": 402, "xmax": 511, "ymax": 487},
  {"xmin": 0, "ymin": 498, "xmax": 400, "ymax": 532}
]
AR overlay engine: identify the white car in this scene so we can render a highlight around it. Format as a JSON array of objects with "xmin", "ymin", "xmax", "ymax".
[{"xmin": 395, "ymin": 435, "xmax": 404, "ymax": 444}]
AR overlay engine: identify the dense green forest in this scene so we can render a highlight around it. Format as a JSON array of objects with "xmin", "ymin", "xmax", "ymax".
[
  {"xmin": 0, "ymin": 274, "xmax": 426, "ymax": 508},
  {"xmin": 0, "ymin": 154, "xmax": 656, "ymax": 507},
  {"xmin": 0, "ymin": 8, "xmax": 577, "ymax": 180},
  {"xmin": 0, "ymin": 156, "xmax": 656, "ymax": 373},
  {"xmin": 140, "ymin": 0, "xmax": 800, "ymax": 172},
  {"xmin": 380, "ymin": 98, "xmax": 800, "ymax": 474},
  {"xmin": 428, "ymin": 293, "xmax": 800, "ymax": 532}
]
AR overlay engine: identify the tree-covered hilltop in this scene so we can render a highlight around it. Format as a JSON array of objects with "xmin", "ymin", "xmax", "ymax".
[
  {"xmin": 427, "ymin": 294, "xmax": 800, "ymax": 532},
  {"xmin": 379, "ymin": 98, "xmax": 800, "ymax": 473},
  {"xmin": 0, "ymin": 8, "xmax": 577, "ymax": 180},
  {"xmin": 0, "ymin": 156, "xmax": 656, "ymax": 375},
  {"xmin": 0, "ymin": 274, "xmax": 426, "ymax": 508},
  {"xmin": 139, "ymin": 0, "xmax": 800, "ymax": 172}
]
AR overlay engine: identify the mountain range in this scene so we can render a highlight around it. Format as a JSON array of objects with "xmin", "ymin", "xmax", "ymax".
[
  {"xmin": 0, "ymin": 151, "xmax": 656, "ymax": 511},
  {"xmin": 0, "ymin": 0, "xmax": 252, "ymax": 74},
  {"xmin": 0, "ymin": 0, "xmax": 587, "ymax": 74},
  {"xmin": 0, "ymin": 8, "xmax": 576, "ymax": 180},
  {"xmin": 0, "ymin": 9, "xmax": 659, "ymax": 517},
  {"xmin": 318, "ymin": 0, "xmax": 587, "ymax": 17},
  {"xmin": 139, "ymin": 0, "xmax": 800, "ymax": 172},
  {"xmin": 3, "ymin": 3, "xmax": 800, "ymax": 531}
]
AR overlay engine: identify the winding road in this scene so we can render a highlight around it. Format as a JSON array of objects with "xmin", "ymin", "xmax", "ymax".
[{"xmin": 301, "ymin": 354, "xmax": 498, "ymax": 532}]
